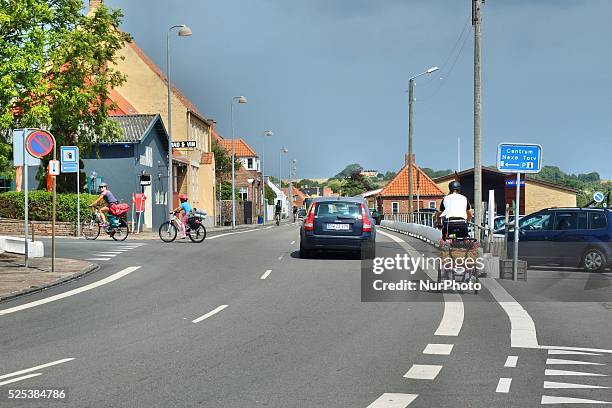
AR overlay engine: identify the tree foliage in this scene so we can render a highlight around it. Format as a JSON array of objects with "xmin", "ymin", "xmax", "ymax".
[
  {"xmin": 333, "ymin": 163, "xmax": 363, "ymax": 179},
  {"xmin": 0, "ymin": 1, "xmax": 131, "ymax": 186},
  {"xmin": 212, "ymin": 139, "xmax": 241, "ymax": 181}
]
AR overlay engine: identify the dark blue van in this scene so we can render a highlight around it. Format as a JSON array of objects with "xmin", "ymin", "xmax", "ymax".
[{"xmin": 508, "ymin": 208, "xmax": 612, "ymax": 271}]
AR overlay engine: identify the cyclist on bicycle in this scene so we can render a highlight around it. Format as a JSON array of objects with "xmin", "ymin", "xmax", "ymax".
[
  {"xmin": 172, "ymin": 194, "xmax": 192, "ymax": 239},
  {"xmin": 89, "ymin": 182, "xmax": 117, "ymax": 228},
  {"xmin": 437, "ymin": 180, "xmax": 472, "ymax": 239},
  {"xmin": 275, "ymin": 200, "xmax": 282, "ymax": 223},
  {"xmin": 292, "ymin": 205, "xmax": 298, "ymax": 222}
]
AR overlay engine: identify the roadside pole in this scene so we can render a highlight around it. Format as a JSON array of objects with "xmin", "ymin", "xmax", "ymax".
[
  {"xmin": 52, "ymin": 143, "xmax": 56, "ymax": 274},
  {"xmin": 513, "ymin": 173, "xmax": 520, "ymax": 281},
  {"xmin": 77, "ymin": 165, "xmax": 80, "ymax": 238},
  {"xmin": 22, "ymin": 131, "xmax": 28, "ymax": 267},
  {"xmin": 473, "ymin": 0, "xmax": 484, "ymax": 240}
]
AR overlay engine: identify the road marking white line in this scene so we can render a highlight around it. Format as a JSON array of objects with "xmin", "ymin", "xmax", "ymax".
[
  {"xmin": 290, "ymin": 240, "xmax": 295, "ymax": 245},
  {"xmin": 544, "ymin": 381, "xmax": 610, "ymax": 389},
  {"xmin": 260, "ymin": 270, "xmax": 272, "ymax": 280},
  {"xmin": 0, "ymin": 373, "xmax": 42, "ymax": 386},
  {"xmin": 0, "ymin": 267, "xmax": 141, "ymax": 316},
  {"xmin": 377, "ymin": 230, "xmax": 437, "ymax": 280},
  {"xmin": 367, "ymin": 393, "xmax": 418, "ymax": 408},
  {"xmin": 479, "ymin": 277, "xmax": 539, "ymax": 348},
  {"xmin": 278, "ymin": 255, "xmax": 283, "ymax": 260},
  {"xmin": 541, "ymin": 395, "xmax": 612, "ymax": 405},
  {"xmin": 192, "ymin": 305, "xmax": 228, "ymax": 324},
  {"xmin": 541, "ymin": 346, "xmax": 612, "ymax": 354},
  {"xmin": 95, "ymin": 251, "xmax": 123, "ymax": 254},
  {"xmin": 545, "ymin": 369, "xmax": 607, "ymax": 377},
  {"xmin": 423, "ymin": 343, "xmax": 454, "ymax": 355},
  {"xmin": 496, "ymin": 378, "xmax": 512, "ymax": 393},
  {"xmin": 548, "ymin": 350, "xmax": 602, "ymax": 356},
  {"xmin": 208, "ymin": 229, "xmax": 260, "ymax": 240},
  {"xmin": 435, "ymin": 293, "xmax": 463, "ymax": 336},
  {"xmin": 546, "ymin": 358, "xmax": 604, "ymax": 366},
  {"xmin": 93, "ymin": 254, "xmax": 116, "ymax": 257},
  {"xmin": 505, "ymin": 356, "xmax": 518, "ymax": 368},
  {"xmin": 85, "ymin": 258, "xmax": 111, "ymax": 261},
  {"xmin": 0, "ymin": 358, "xmax": 75, "ymax": 381},
  {"xmin": 265, "ymin": 226, "xmax": 273, "ymax": 229},
  {"xmin": 403, "ymin": 364, "xmax": 443, "ymax": 380}
]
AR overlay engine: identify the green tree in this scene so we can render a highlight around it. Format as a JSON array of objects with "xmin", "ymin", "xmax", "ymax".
[
  {"xmin": 333, "ymin": 163, "xmax": 363, "ymax": 179},
  {"xmin": 0, "ymin": 1, "xmax": 131, "ymax": 190},
  {"xmin": 326, "ymin": 178, "xmax": 346, "ymax": 194},
  {"xmin": 212, "ymin": 139, "xmax": 241, "ymax": 181},
  {"xmin": 342, "ymin": 171, "xmax": 372, "ymax": 197}
]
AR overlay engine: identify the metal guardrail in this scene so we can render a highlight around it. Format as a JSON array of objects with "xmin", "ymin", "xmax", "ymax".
[{"xmin": 384, "ymin": 212, "xmax": 437, "ymax": 227}]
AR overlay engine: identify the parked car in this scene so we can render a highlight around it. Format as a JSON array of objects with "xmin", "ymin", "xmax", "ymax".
[
  {"xmin": 297, "ymin": 208, "xmax": 307, "ymax": 219},
  {"xmin": 507, "ymin": 207, "xmax": 612, "ymax": 271},
  {"xmin": 299, "ymin": 197, "xmax": 376, "ymax": 259}
]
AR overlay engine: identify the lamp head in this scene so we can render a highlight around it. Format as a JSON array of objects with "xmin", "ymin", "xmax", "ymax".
[{"xmin": 178, "ymin": 25, "xmax": 192, "ymax": 36}]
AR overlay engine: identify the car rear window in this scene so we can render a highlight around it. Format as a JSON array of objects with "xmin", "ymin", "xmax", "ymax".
[
  {"xmin": 315, "ymin": 202, "xmax": 362, "ymax": 218},
  {"xmin": 589, "ymin": 212, "xmax": 608, "ymax": 229}
]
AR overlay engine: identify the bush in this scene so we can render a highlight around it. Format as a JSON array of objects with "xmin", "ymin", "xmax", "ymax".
[{"xmin": 0, "ymin": 191, "xmax": 97, "ymax": 223}]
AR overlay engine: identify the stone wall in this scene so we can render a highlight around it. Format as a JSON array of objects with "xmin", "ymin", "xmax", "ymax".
[
  {"xmin": 0, "ymin": 218, "xmax": 75, "ymax": 237},
  {"xmin": 219, "ymin": 201, "xmax": 245, "ymax": 226}
]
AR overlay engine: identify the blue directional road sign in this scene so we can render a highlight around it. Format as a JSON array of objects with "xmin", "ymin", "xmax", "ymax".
[
  {"xmin": 60, "ymin": 146, "xmax": 79, "ymax": 173},
  {"xmin": 497, "ymin": 143, "xmax": 542, "ymax": 174}
]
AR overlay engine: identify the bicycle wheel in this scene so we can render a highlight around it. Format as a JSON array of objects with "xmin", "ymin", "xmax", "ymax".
[
  {"xmin": 82, "ymin": 219, "xmax": 100, "ymax": 240},
  {"xmin": 188, "ymin": 224, "xmax": 207, "ymax": 243},
  {"xmin": 276, "ymin": 215, "xmax": 280, "ymax": 226},
  {"xmin": 111, "ymin": 219, "xmax": 130, "ymax": 241},
  {"xmin": 159, "ymin": 221, "xmax": 177, "ymax": 242}
]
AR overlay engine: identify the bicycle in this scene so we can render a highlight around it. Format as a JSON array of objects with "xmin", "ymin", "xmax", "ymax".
[
  {"xmin": 437, "ymin": 235, "xmax": 480, "ymax": 295},
  {"xmin": 159, "ymin": 211, "xmax": 207, "ymax": 243},
  {"xmin": 275, "ymin": 212, "xmax": 281, "ymax": 226},
  {"xmin": 82, "ymin": 209, "xmax": 130, "ymax": 241}
]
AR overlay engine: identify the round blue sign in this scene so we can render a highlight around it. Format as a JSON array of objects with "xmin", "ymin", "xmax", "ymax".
[
  {"xmin": 25, "ymin": 130, "xmax": 54, "ymax": 158},
  {"xmin": 593, "ymin": 191, "xmax": 605, "ymax": 203}
]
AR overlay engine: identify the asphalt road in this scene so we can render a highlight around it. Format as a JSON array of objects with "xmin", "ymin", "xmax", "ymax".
[{"xmin": 0, "ymin": 224, "xmax": 610, "ymax": 407}]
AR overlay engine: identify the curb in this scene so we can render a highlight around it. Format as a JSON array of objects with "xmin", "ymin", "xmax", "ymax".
[{"xmin": 0, "ymin": 262, "xmax": 100, "ymax": 303}]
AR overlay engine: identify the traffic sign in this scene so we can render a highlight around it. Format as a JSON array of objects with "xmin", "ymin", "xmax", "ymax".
[
  {"xmin": 171, "ymin": 140, "xmax": 196, "ymax": 149},
  {"xmin": 25, "ymin": 130, "xmax": 55, "ymax": 158},
  {"xmin": 593, "ymin": 191, "xmax": 605, "ymax": 203},
  {"xmin": 61, "ymin": 146, "xmax": 78, "ymax": 163},
  {"xmin": 12, "ymin": 129, "xmax": 41, "ymax": 166},
  {"xmin": 61, "ymin": 162, "xmax": 78, "ymax": 173},
  {"xmin": 48, "ymin": 160, "xmax": 60, "ymax": 176},
  {"xmin": 497, "ymin": 143, "xmax": 542, "ymax": 174}
]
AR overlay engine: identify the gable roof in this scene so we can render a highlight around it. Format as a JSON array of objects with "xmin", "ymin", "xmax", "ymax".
[
  {"xmin": 218, "ymin": 139, "xmax": 257, "ymax": 157},
  {"xmin": 109, "ymin": 114, "xmax": 168, "ymax": 143},
  {"xmin": 381, "ymin": 163, "xmax": 445, "ymax": 197},
  {"xmin": 200, "ymin": 152, "xmax": 213, "ymax": 165}
]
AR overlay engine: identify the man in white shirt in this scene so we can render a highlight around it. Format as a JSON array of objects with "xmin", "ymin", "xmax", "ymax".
[{"xmin": 438, "ymin": 180, "xmax": 472, "ymax": 239}]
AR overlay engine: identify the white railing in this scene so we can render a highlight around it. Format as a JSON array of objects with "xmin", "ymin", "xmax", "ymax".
[{"xmin": 384, "ymin": 212, "xmax": 437, "ymax": 227}]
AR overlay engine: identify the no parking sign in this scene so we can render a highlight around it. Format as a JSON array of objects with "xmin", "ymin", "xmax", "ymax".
[{"xmin": 25, "ymin": 130, "xmax": 55, "ymax": 158}]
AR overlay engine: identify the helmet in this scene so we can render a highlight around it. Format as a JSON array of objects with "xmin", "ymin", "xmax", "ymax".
[
  {"xmin": 448, "ymin": 180, "xmax": 461, "ymax": 192},
  {"xmin": 98, "ymin": 182, "xmax": 108, "ymax": 190},
  {"xmin": 179, "ymin": 194, "xmax": 188, "ymax": 201}
]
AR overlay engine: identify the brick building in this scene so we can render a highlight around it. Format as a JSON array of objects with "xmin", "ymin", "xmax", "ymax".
[{"xmin": 377, "ymin": 156, "xmax": 445, "ymax": 215}]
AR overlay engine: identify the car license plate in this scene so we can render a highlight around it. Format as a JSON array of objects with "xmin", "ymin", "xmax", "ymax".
[{"xmin": 327, "ymin": 223, "xmax": 350, "ymax": 231}]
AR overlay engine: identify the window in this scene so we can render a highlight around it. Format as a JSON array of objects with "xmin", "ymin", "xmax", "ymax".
[
  {"xmin": 554, "ymin": 212, "xmax": 579, "ymax": 231},
  {"xmin": 247, "ymin": 158, "xmax": 254, "ymax": 169},
  {"xmin": 139, "ymin": 146, "xmax": 153, "ymax": 167},
  {"xmin": 519, "ymin": 212, "xmax": 552, "ymax": 231},
  {"xmin": 589, "ymin": 212, "xmax": 608, "ymax": 229},
  {"xmin": 315, "ymin": 202, "xmax": 361, "ymax": 218},
  {"xmin": 428, "ymin": 201, "xmax": 436, "ymax": 209},
  {"xmin": 239, "ymin": 187, "xmax": 248, "ymax": 201},
  {"xmin": 392, "ymin": 202, "xmax": 400, "ymax": 214}
]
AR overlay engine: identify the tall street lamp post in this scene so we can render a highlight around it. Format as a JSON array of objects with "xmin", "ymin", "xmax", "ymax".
[
  {"xmin": 166, "ymin": 24, "xmax": 192, "ymax": 219},
  {"xmin": 230, "ymin": 96, "xmax": 248, "ymax": 229},
  {"xmin": 407, "ymin": 66, "xmax": 438, "ymax": 221},
  {"xmin": 279, "ymin": 147, "xmax": 288, "ymax": 213}
]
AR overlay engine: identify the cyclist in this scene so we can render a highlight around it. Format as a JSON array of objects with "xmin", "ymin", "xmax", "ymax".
[
  {"xmin": 437, "ymin": 180, "xmax": 472, "ymax": 239},
  {"xmin": 89, "ymin": 182, "xmax": 118, "ymax": 228},
  {"xmin": 172, "ymin": 194, "xmax": 192, "ymax": 239},
  {"xmin": 275, "ymin": 200, "xmax": 282, "ymax": 225},
  {"xmin": 292, "ymin": 205, "xmax": 298, "ymax": 222}
]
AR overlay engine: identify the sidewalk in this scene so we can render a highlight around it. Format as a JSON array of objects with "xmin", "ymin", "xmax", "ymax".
[{"xmin": 0, "ymin": 253, "xmax": 97, "ymax": 302}]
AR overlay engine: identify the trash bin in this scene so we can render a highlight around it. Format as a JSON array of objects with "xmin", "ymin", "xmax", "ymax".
[
  {"xmin": 258, "ymin": 216, "xmax": 263, "ymax": 224},
  {"xmin": 499, "ymin": 259, "xmax": 527, "ymax": 280}
]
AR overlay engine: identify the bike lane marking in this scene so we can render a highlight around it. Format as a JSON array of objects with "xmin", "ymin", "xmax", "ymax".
[
  {"xmin": 496, "ymin": 378, "xmax": 512, "ymax": 393},
  {"xmin": 192, "ymin": 305, "xmax": 228, "ymax": 324},
  {"xmin": 366, "ymin": 393, "xmax": 418, "ymax": 408},
  {"xmin": 0, "ymin": 358, "xmax": 75, "ymax": 383},
  {"xmin": 260, "ymin": 270, "xmax": 272, "ymax": 280},
  {"xmin": 0, "ymin": 267, "xmax": 141, "ymax": 317}
]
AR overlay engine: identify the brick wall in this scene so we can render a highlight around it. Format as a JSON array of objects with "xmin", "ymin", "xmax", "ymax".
[
  {"xmin": 524, "ymin": 182, "xmax": 577, "ymax": 215},
  {"xmin": 219, "ymin": 200, "xmax": 246, "ymax": 226},
  {"xmin": 0, "ymin": 218, "xmax": 76, "ymax": 237}
]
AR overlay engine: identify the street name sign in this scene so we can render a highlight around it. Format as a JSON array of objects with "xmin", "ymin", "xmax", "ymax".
[
  {"xmin": 171, "ymin": 140, "xmax": 196, "ymax": 149},
  {"xmin": 497, "ymin": 143, "xmax": 542, "ymax": 174}
]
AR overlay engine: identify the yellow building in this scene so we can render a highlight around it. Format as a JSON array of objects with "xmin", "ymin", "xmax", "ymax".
[{"xmin": 89, "ymin": 1, "xmax": 216, "ymax": 225}]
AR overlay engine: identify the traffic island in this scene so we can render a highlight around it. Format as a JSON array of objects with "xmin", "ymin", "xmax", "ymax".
[{"xmin": 0, "ymin": 253, "xmax": 98, "ymax": 301}]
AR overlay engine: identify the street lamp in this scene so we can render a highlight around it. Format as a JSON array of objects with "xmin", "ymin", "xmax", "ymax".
[
  {"xmin": 279, "ymin": 147, "xmax": 288, "ymax": 214},
  {"xmin": 262, "ymin": 130, "xmax": 273, "ymax": 223},
  {"xmin": 230, "ymin": 95, "xmax": 247, "ymax": 229},
  {"xmin": 288, "ymin": 159, "xmax": 296, "ymax": 212},
  {"xmin": 407, "ymin": 65, "xmax": 438, "ymax": 220},
  {"xmin": 166, "ymin": 24, "xmax": 192, "ymax": 220}
]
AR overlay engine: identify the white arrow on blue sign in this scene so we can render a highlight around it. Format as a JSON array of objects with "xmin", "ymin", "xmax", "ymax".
[{"xmin": 497, "ymin": 143, "xmax": 542, "ymax": 174}]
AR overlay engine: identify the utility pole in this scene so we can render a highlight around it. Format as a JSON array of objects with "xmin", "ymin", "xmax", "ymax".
[
  {"xmin": 408, "ymin": 79, "xmax": 415, "ymax": 221},
  {"xmin": 473, "ymin": 0, "xmax": 483, "ymax": 239}
]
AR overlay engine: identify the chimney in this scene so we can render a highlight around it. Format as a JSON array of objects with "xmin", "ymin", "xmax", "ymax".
[
  {"xmin": 89, "ymin": 0, "xmax": 102, "ymax": 13},
  {"xmin": 404, "ymin": 154, "xmax": 416, "ymax": 166}
]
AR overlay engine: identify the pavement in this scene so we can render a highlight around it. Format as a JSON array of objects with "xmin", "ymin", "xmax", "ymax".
[
  {"xmin": 0, "ymin": 253, "xmax": 97, "ymax": 301},
  {"xmin": 0, "ymin": 223, "xmax": 609, "ymax": 407}
]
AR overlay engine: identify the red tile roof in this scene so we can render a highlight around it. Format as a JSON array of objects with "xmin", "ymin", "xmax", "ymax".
[
  {"xmin": 107, "ymin": 89, "xmax": 138, "ymax": 115},
  {"xmin": 282, "ymin": 188, "xmax": 307, "ymax": 206},
  {"xmin": 218, "ymin": 139, "xmax": 257, "ymax": 157},
  {"xmin": 380, "ymin": 163, "xmax": 445, "ymax": 197},
  {"xmin": 172, "ymin": 152, "xmax": 190, "ymax": 165}
]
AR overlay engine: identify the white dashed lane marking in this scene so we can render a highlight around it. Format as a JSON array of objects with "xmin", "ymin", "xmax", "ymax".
[
  {"xmin": 367, "ymin": 393, "xmax": 418, "ymax": 408},
  {"xmin": 496, "ymin": 378, "xmax": 512, "ymax": 393},
  {"xmin": 545, "ymin": 369, "xmax": 607, "ymax": 377},
  {"xmin": 541, "ymin": 395, "xmax": 612, "ymax": 405},
  {"xmin": 548, "ymin": 350, "xmax": 602, "ymax": 356},
  {"xmin": 546, "ymin": 358, "xmax": 604, "ymax": 366},
  {"xmin": 260, "ymin": 270, "xmax": 272, "ymax": 280},
  {"xmin": 423, "ymin": 344, "xmax": 453, "ymax": 355},
  {"xmin": 544, "ymin": 381, "xmax": 610, "ymax": 389},
  {"xmin": 192, "ymin": 305, "xmax": 228, "ymax": 324},
  {"xmin": 505, "ymin": 356, "xmax": 518, "ymax": 368},
  {"xmin": 403, "ymin": 365, "xmax": 443, "ymax": 380}
]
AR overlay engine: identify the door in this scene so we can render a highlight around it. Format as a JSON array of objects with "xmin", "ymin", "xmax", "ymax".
[
  {"xmin": 512, "ymin": 211, "xmax": 554, "ymax": 265},
  {"xmin": 549, "ymin": 211, "xmax": 588, "ymax": 266},
  {"xmin": 144, "ymin": 185, "xmax": 152, "ymax": 230}
]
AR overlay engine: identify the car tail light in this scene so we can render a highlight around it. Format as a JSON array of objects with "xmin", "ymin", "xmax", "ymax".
[
  {"xmin": 304, "ymin": 203, "xmax": 317, "ymax": 231},
  {"xmin": 361, "ymin": 203, "xmax": 372, "ymax": 232}
]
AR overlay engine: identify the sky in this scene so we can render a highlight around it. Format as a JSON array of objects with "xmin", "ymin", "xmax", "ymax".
[{"xmin": 104, "ymin": 0, "xmax": 612, "ymax": 179}]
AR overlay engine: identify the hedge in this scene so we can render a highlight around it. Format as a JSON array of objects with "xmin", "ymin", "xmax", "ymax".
[{"xmin": 0, "ymin": 191, "xmax": 98, "ymax": 223}]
